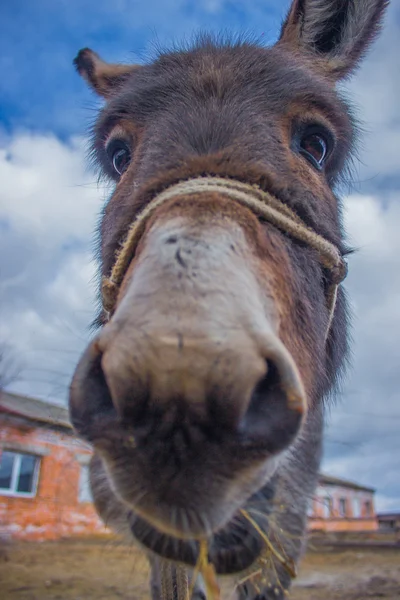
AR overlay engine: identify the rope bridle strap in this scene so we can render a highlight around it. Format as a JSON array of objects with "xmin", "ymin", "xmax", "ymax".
[
  {"xmin": 160, "ymin": 561, "xmax": 190, "ymax": 600},
  {"xmin": 102, "ymin": 176, "xmax": 347, "ymax": 338}
]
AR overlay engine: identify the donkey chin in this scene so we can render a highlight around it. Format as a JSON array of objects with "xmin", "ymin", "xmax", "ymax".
[{"xmin": 69, "ymin": 200, "xmax": 308, "ymax": 572}]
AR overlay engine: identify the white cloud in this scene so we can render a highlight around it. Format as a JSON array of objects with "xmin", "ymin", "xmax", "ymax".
[
  {"xmin": 200, "ymin": 0, "xmax": 226, "ymax": 14},
  {"xmin": 0, "ymin": 134, "xmax": 100, "ymax": 243},
  {"xmin": 0, "ymin": 133, "xmax": 105, "ymax": 402},
  {"xmin": 323, "ymin": 192, "xmax": 400, "ymax": 511}
]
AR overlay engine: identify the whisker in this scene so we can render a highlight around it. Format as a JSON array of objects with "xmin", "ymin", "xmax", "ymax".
[{"xmin": 240, "ymin": 510, "xmax": 297, "ymax": 579}]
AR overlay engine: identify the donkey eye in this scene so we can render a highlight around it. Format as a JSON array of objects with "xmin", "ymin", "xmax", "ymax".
[
  {"xmin": 298, "ymin": 127, "xmax": 331, "ymax": 170},
  {"xmin": 106, "ymin": 140, "xmax": 131, "ymax": 176}
]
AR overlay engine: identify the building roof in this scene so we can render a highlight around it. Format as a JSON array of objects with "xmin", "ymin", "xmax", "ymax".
[
  {"xmin": 0, "ymin": 391, "xmax": 72, "ymax": 429},
  {"xmin": 319, "ymin": 473, "xmax": 375, "ymax": 493},
  {"xmin": 377, "ymin": 513, "xmax": 400, "ymax": 520}
]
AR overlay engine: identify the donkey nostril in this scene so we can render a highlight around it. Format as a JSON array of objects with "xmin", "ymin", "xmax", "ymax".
[
  {"xmin": 69, "ymin": 340, "xmax": 116, "ymax": 439},
  {"xmin": 246, "ymin": 361, "xmax": 285, "ymax": 420},
  {"xmin": 240, "ymin": 360, "xmax": 304, "ymax": 452},
  {"xmin": 100, "ymin": 347, "xmax": 150, "ymax": 425},
  {"xmin": 87, "ymin": 349, "xmax": 115, "ymax": 414},
  {"xmin": 251, "ymin": 361, "xmax": 281, "ymax": 403}
]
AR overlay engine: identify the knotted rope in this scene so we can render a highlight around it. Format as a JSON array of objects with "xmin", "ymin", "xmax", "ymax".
[
  {"xmin": 102, "ymin": 176, "xmax": 347, "ymax": 338},
  {"xmin": 160, "ymin": 541, "xmax": 219, "ymax": 600},
  {"xmin": 160, "ymin": 561, "xmax": 190, "ymax": 600}
]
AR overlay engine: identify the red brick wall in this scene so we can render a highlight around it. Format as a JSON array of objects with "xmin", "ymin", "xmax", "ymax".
[
  {"xmin": 309, "ymin": 517, "xmax": 378, "ymax": 532},
  {"xmin": 0, "ymin": 417, "xmax": 106, "ymax": 541}
]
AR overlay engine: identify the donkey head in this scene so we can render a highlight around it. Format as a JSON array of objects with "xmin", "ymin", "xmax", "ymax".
[{"xmin": 69, "ymin": 0, "xmax": 388, "ymax": 578}]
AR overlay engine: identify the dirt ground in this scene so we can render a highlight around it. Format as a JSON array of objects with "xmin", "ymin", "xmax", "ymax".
[{"xmin": 0, "ymin": 539, "xmax": 399, "ymax": 600}]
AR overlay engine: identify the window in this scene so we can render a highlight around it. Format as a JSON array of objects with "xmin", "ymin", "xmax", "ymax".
[
  {"xmin": 307, "ymin": 500, "xmax": 315, "ymax": 518},
  {"xmin": 365, "ymin": 500, "xmax": 372, "ymax": 517},
  {"xmin": 339, "ymin": 497, "xmax": 347, "ymax": 517},
  {"xmin": 78, "ymin": 465, "xmax": 93, "ymax": 503},
  {"xmin": 322, "ymin": 496, "xmax": 333, "ymax": 518},
  {"xmin": 353, "ymin": 497, "xmax": 361, "ymax": 518},
  {"xmin": 0, "ymin": 451, "xmax": 40, "ymax": 497}
]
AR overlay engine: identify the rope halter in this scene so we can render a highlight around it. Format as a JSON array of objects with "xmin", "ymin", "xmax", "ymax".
[{"xmin": 101, "ymin": 176, "xmax": 347, "ymax": 338}]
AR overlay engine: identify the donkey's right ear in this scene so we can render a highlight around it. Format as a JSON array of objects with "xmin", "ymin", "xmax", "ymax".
[{"xmin": 74, "ymin": 48, "xmax": 140, "ymax": 99}]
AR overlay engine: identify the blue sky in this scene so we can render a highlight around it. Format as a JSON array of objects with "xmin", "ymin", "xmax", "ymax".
[
  {"xmin": 1, "ymin": 0, "xmax": 400, "ymax": 512},
  {"xmin": 0, "ymin": 0, "xmax": 283, "ymax": 138}
]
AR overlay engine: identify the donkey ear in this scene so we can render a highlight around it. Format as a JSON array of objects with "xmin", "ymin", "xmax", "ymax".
[
  {"xmin": 74, "ymin": 48, "xmax": 140, "ymax": 99},
  {"xmin": 278, "ymin": 0, "xmax": 389, "ymax": 79}
]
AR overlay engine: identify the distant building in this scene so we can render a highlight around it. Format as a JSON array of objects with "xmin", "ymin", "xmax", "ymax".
[
  {"xmin": 377, "ymin": 513, "xmax": 400, "ymax": 534},
  {"xmin": 308, "ymin": 474, "xmax": 377, "ymax": 532},
  {"xmin": 0, "ymin": 392, "xmax": 105, "ymax": 541}
]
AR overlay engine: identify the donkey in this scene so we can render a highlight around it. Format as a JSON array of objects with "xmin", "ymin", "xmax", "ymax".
[{"xmin": 69, "ymin": 1, "xmax": 388, "ymax": 598}]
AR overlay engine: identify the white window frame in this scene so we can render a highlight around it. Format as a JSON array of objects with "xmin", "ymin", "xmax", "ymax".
[
  {"xmin": 339, "ymin": 497, "xmax": 347, "ymax": 517},
  {"xmin": 364, "ymin": 500, "xmax": 372, "ymax": 517},
  {"xmin": 322, "ymin": 496, "xmax": 333, "ymax": 518},
  {"xmin": 0, "ymin": 451, "xmax": 40, "ymax": 498},
  {"xmin": 307, "ymin": 499, "xmax": 315, "ymax": 517},
  {"xmin": 353, "ymin": 497, "xmax": 361, "ymax": 518},
  {"xmin": 78, "ymin": 464, "xmax": 93, "ymax": 503}
]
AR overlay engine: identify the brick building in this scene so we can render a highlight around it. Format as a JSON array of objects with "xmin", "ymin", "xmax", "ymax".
[
  {"xmin": 0, "ymin": 392, "xmax": 105, "ymax": 541},
  {"xmin": 308, "ymin": 473, "xmax": 377, "ymax": 532}
]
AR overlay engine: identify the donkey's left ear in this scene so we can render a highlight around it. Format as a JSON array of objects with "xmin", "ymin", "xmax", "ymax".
[
  {"xmin": 74, "ymin": 48, "xmax": 140, "ymax": 99},
  {"xmin": 278, "ymin": 0, "xmax": 389, "ymax": 80}
]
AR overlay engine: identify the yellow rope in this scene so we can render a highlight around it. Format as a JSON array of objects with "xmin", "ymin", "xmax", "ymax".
[{"xmin": 189, "ymin": 540, "xmax": 220, "ymax": 600}]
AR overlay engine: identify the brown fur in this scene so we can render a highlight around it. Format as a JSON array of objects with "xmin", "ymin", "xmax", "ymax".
[
  {"xmin": 74, "ymin": 48, "xmax": 139, "ymax": 98},
  {"xmin": 69, "ymin": 2, "xmax": 389, "ymax": 598}
]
